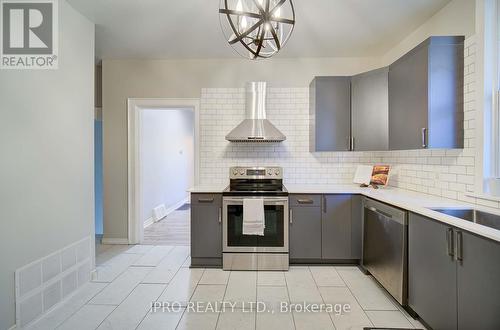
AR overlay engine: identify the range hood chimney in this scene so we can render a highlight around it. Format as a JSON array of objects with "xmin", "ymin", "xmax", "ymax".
[{"xmin": 225, "ymin": 82, "xmax": 286, "ymax": 142}]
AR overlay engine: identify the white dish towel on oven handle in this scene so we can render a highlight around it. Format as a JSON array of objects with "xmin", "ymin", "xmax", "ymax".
[{"xmin": 243, "ymin": 198, "xmax": 265, "ymax": 236}]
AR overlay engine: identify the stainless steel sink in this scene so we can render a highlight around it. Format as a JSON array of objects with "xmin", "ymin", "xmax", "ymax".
[{"xmin": 431, "ymin": 208, "xmax": 500, "ymax": 231}]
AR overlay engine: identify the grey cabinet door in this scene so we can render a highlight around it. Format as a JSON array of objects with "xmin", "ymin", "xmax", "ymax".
[
  {"xmin": 190, "ymin": 194, "xmax": 222, "ymax": 259},
  {"xmin": 322, "ymin": 195, "xmax": 352, "ymax": 259},
  {"xmin": 457, "ymin": 232, "xmax": 500, "ymax": 330},
  {"xmin": 350, "ymin": 195, "xmax": 362, "ymax": 259},
  {"xmin": 351, "ymin": 67, "xmax": 389, "ymax": 151},
  {"xmin": 388, "ymin": 44, "xmax": 429, "ymax": 150},
  {"xmin": 289, "ymin": 206, "xmax": 322, "ymax": 259},
  {"xmin": 408, "ymin": 213, "xmax": 457, "ymax": 330},
  {"xmin": 310, "ymin": 77, "xmax": 351, "ymax": 151}
]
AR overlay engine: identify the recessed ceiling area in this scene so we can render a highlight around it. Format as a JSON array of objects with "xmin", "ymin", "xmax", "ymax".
[{"xmin": 68, "ymin": 0, "xmax": 452, "ymax": 59}]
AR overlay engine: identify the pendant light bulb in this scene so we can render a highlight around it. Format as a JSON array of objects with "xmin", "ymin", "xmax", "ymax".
[
  {"xmin": 236, "ymin": 0, "xmax": 243, "ymax": 12},
  {"xmin": 241, "ymin": 16, "xmax": 248, "ymax": 29}
]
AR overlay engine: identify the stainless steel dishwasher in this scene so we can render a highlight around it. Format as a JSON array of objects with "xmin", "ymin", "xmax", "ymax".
[{"xmin": 362, "ymin": 198, "xmax": 408, "ymax": 305}]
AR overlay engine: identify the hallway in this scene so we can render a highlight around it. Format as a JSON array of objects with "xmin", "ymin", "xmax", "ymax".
[{"xmin": 143, "ymin": 204, "xmax": 191, "ymax": 246}]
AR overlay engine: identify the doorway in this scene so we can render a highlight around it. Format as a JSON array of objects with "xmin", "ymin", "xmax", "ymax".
[
  {"xmin": 127, "ymin": 99, "xmax": 200, "ymax": 245},
  {"xmin": 140, "ymin": 108, "xmax": 194, "ymax": 245}
]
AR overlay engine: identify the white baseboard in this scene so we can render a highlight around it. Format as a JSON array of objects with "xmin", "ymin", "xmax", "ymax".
[
  {"xmin": 164, "ymin": 197, "xmax": 189, "ymax": 216},
  {"xmin": 8, "ymin": 324, "xmax": 17, "ymax": 330},
  {"xmin": 144, "ymin": 217, "xmax": 154, "ymax": 228},
  {"xmin": 101, "ymin": 238, "xmax": 129, "ymax": 245}
]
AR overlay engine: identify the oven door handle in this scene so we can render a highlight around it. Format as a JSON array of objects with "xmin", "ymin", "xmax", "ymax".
[{"xmin": 223, "ymin": 198, "xmax": 289, "ymax": 204}]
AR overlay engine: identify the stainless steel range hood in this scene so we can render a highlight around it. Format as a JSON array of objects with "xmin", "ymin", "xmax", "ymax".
[{"xmin": 226, "ymin": 82, "xmax": 286, "ymax": 143}]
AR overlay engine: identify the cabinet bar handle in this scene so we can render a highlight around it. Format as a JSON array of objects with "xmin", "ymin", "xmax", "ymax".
[
  {"xmin": 351, "ymin": 137, "xmax": 355, "ymax": 151},
  {"xmin": 421, "ymin": 128, "xmax": 428, "ymax": 148},
  {"xmin": 218, "ymin": 207, "xmax": 222, "ymax": 224},
  {"xmin": 297, "ymin": 199, "xmax": 314, "ymax": 204},
  {"xmin": 198, "ymin": 198, "xmax": 214, "ymax": 203},
  {"xmin": 368, "ymin": 206, "xmax": 393, "ymax": 219},
  {"xmin": 455, "ymin": 231, "xmax": 463, "ymax": 262},
  {"xmin": 289, "ymin": 209, "xmax": 293, "ymax": 224},
  {"xmin": 322, "ymin": 195, "xmax": 327, "ymax": 213},
  {"xmin": 446, "ymin": 228, "xmax": 454, "ymax": 257}
]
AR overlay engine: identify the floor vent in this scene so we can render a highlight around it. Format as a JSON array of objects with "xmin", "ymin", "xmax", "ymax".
[{"xmin": 153, "ymin": 204, "xmax": 168, "ymax": 221}]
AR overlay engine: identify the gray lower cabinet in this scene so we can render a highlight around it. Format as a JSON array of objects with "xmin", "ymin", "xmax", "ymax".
[
  {"xmin": 350, "ymin": 195, "xmax": 363, "ymax": 259},
  {"xmin": 457, "ymin": 231, "xmax": 500, "ymax": 330},
  {"xmin": 309, "ymin": 77, "xmax": 351, "ymax": 152},
  {"xmin": 289, "ymin": 195, "xmax": 322, "ymax": 259},
  {"xmin": 190, "ymin": 193, "xmax": 222, "ymax": 266},
  {"xmin": 289, "ymin": 194, "xmax": 359, "ymax": 262},
  {"xmin": 409, "ymin": 213, "xmax": 457, "ymax": 330},
  {"xmin": 409, "ymin": 213, "xmax": 500, "ymax": 330},
  {"xmin": 322, "ymin": 195, "xmax": 352, "ymax": 259}
]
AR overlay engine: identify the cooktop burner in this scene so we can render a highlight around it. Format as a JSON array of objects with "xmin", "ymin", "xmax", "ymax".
[{"xmin": 223, "ymin": 166, "xmax": 288, "ymax": 197}]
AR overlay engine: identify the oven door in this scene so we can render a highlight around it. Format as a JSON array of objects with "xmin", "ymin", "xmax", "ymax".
[{"xmin": 223, "ymin": 196, "xmax": 289, "ymax": 253}]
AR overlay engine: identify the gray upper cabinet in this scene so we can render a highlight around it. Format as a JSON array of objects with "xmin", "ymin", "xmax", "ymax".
[
  {"xmin": 389, "ymin": 36, "xmax": 464, "ymax": 150},
  {"xmin": 351, "ymin": 67, "xmax": 389, "ymax": 151},
  {"xmin": 190, "ymin": 193, "xmax": 222, "ymax": 265},
  {"xmin": 457, "ymin": 231, "xmax": 500, "ymax": 330},
  {"xmin": 310, "ymin": 77, "xmax": 351, "ymax": 152}
]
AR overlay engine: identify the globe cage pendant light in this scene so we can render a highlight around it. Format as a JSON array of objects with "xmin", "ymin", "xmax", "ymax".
[{"xmin": 219, "ymin": 0, "xmax": 295, "ymax": 60}]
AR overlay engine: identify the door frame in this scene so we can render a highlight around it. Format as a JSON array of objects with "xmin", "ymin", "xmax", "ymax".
[{"xmin": 127, "ymin": 98, "xmax": 200, "ymax": 244}]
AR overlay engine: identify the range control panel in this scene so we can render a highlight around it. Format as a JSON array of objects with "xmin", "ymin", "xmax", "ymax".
[{"xmin": 229, "ymin": 166, "xmax": 283, "ymax": 179}]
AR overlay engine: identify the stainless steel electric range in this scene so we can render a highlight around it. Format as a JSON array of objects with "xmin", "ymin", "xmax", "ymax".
[{"xmin": 222, "ymin": 166, "xmax": 289, "ymax": 271}]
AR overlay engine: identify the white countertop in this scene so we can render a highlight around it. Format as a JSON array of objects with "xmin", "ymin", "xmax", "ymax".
[
  {"xmin": 188, "ymin": 184, "xmax": 500, "ymax": 243},
  {"xmin": 188, "ymin": 185, "xmax": 227, "ymax": 193}
]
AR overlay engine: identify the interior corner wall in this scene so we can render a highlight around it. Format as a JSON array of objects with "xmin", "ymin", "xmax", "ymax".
[{"xmin": 0, "ymin": 1, "xmax": 95, "ymax": 328}]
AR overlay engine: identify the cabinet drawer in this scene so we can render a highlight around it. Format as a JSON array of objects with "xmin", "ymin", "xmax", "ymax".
[
  {"xmin": 290, "ymin": 195, "xmax": 322, "ymax": 207},
  {"xmin": 191, "ymin": 193, "xmax": 221, "ymax": 205}
]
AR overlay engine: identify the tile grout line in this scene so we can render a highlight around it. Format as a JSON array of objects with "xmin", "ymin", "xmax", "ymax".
[
  {"xmin": 335, "ymin": 266, "xmax": 375, "ymax": 328},
  {"xmin": 307, "ymin": 266, "xmax": 338, "ymax": 330}
]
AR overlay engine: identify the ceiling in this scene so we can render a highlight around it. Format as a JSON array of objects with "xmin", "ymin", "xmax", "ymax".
[{"xmin": 67, "ymin": 0, "xmax": 451, "ymax": 60}]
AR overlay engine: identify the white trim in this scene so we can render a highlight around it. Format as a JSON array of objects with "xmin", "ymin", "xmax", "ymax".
[
  {"xmin": 164, "ymin": 197, "xmax": 190, "ymax": 217},
  {"xmin": 101, "ymin": 238, "xmax": 130, "ymax": 245},
  {"xmin": 144, "ymin": 217, "xmax": 154, "ymax": 228},
  {"xmin": 127, "ymin": 98, "xmax": 200, "ymax": 244},
  {"xmin": 8, "ymin": 324, "xmax": 16, "ymax": 330}
]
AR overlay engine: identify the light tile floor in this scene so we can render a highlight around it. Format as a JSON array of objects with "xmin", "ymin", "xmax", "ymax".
[{"xmin": 27, "ymin": 244, "xmax": 426, "ymax": 330}]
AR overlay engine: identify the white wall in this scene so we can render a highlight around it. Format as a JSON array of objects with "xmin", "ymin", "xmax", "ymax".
[
  {"xmin": 102, "ymin": 0, "xmax": 475, "ymax": 240},
  {"xmin": 381, "ymin": 0, "xmax": 475, "ymax": 65},
  {"xmin": 140, "ymin": 109, "xmax": 194, "ymax": 223},
  {"xmin": 0, "ymin": 1, "xmax": 94, "ymax": 329}
]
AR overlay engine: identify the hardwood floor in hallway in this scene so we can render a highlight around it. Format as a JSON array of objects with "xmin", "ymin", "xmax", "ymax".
[{"xmin": 143, "ymin": 204, "xmax": 190, "ymax": 246}]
